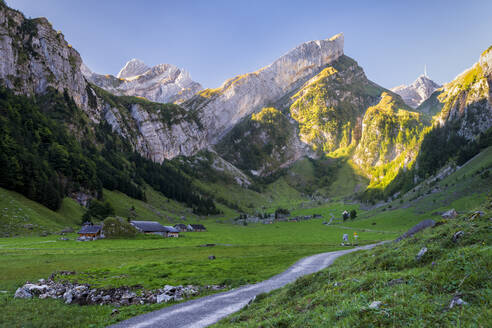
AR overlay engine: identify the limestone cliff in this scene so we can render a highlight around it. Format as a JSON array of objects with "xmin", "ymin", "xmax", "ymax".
[
  {"xmin": 420, "ymin": 47, "xmax": 492, "ymax": 140},
  {"xmin": 0, "ymin": 2, "xmax": 206, "ymax": 163},
  {"xmin": 185, "ymin": 33, "xmax": 345, "ymax": 144},
  {"xmin": 0, "ymin": 3, "xmax": 89, "ymax": 109}
]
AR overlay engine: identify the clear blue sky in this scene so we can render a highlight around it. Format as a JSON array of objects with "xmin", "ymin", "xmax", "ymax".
[{"xmin": 6, "ymin": 0, "xmax": 492, "ymax": 89}]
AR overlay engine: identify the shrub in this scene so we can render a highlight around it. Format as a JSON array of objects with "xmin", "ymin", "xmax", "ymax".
[{"xmin": 102, "ymin": 217, "xmax": 137, "ymax": 238}]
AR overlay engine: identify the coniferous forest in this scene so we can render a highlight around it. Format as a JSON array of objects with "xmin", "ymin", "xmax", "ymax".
[{"xmin": 0, "ymin": 87, "xmax": 219, "ymax": 215}]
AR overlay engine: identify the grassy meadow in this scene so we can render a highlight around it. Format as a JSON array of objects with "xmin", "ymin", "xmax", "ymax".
[{"xmin": 0, "ymin": 147, "xmax": 490, "ymax": 327}]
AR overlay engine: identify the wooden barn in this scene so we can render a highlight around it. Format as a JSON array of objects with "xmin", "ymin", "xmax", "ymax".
[
  {"xmin": 188, "ymin": 224, "xmax": 206, "ymax": 232},
  {"xmin": 78, "ymin": 223, "xmax": 103, "ymax": 238},
  {"xmin": 131, "ymin": 221, "xmax": 180, "ymax": 238},
  {"xmin": 163, "ymin": 226, "xmax": 180, "ymax": 238},
  {"xmin": 174, "ymin": 224, "xmax": 188, "ymax": 232}
]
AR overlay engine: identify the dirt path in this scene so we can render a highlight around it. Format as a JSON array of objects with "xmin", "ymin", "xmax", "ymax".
[{"xmin": 109, "ymin": 242, "xmax": 386, "ymax": 328}]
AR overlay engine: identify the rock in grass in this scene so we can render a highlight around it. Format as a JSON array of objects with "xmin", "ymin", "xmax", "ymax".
[
  {"xmin": 208, "ymin": 255, "xmax": 216, "ymax": 260},
  {"xmin": 449, "ymin": 297, "xmax": 468, "ymax": 309},
  {"xmin": 156, "ymin": 293, "xmax": 172, "ymax": 303},
  {"xmin": 14, "ymin": 287, "xmax": 32, "ymax": 299},
  {"xmin": 63, "ymin": 291, "xmax": 73, "ymax": 304},
  {"xmin": 452, "ymin": 231, "xmax": 464, "ymax": 242},
  {"xmin": 442, "ymin": 209, "xmax": 458, "ymax": 219},
  {"xmin": 387, "ymin": 278, "xmax": 404, "ymax": 286},
  {"xmin": 395, "ymin": 220, "xmax": 435, "ymax": 242},
  {"xmin": 416, "ymin": 247, "xmax": 428, "ymax": 261},
  {"xmin": 369, "ymin": 301, "xmax": 382, "ymax": 309}
]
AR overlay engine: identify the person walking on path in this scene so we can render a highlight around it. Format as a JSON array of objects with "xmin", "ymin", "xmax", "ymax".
[
  {"xmin": 342, "ymin": 233, "xmax": 349, "ymax": 246},
  {"xmin": 353, "ymin": 232, "xmax": 358, "ymax": 245}
]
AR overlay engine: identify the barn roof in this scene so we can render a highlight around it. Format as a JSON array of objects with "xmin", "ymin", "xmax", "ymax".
[
  {"xmin": 131, "ymin": 221, "xmax": 166, "ymax": 232},
  {"xmin": 163, "ymin": 226, "xmax": 179, "ymax": 233},
  {"xmin": 78, "ymin": 225, "xmax": 102, "ymax": 234},
  {"xmin": 174, "ymin": 224, "xmax": 187, "ymax": 229}
]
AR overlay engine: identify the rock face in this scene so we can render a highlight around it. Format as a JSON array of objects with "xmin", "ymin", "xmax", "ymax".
[
  {"xmin": 0, "ymin": 3, "xmax": 89, "ymax": 109},
  {"xmin": 437, "ymin": 48, "xmax": 492, "ymax": 140},
  {"xmin": 117, "ymin": 58, "xmax": 149, "ymax": 79},
  {"xmin": 216, "ymin": 107, "xmax": 311, "ymax": 176},
  {"xmin": 353, "ymin": 92, "xmax": 426, "ymax": 186},
  {"xmin": 186, "ymin": 33, "xmax": 345, "ymax": 144},
  {"xmin": 84, "ymin": 59, "xmax": 202, "ymax": 104},
  {"xmin": 421, "ymin": 47, "xmax": 492, "ymax": 140},
  {"xmin": 391, "ymin": 75, "xmax": 441, "ymax": 108},
  {"xmin": 289, "ymin": 55, "xmax": 385, "ymax": 154}
]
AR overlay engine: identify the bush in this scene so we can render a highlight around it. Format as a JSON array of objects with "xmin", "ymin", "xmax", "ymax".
[
  {"xmin": 81, "ymin": 199, "xmax": 115, "ymax": 223},
  {"xmin": 102, "ymin": 217, "xmax": 137, "ymax": 238}
]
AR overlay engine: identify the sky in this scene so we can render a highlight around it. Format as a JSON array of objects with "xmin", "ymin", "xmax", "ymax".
[{"xmin": 6, "ymin": 0, "xmax": 492, "ymax": 89}]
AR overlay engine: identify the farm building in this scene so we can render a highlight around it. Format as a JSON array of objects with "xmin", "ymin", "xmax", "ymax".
[
  {"xmin": 188, "ymin": 224, "xmax": 206, "ymax": 232},
  {"xmin": 130, "ymin": 221, "xmax": 180, "ymax": 238},
  {"xmin": 174, "ymin": 224, "xmax": 188, "ymax": 232},
  {"xmin": 131, "ymin": 221, "xmax": 166, "ymax": 236},
  {"xmin": 163, "ymin": 226, "xmax": 179, "ymax": 238},
  {"xmin": 78, "ymin": 223, "xmax": 103, "ymax": 239}
]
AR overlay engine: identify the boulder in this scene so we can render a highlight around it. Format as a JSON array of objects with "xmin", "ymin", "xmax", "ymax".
[
  {"xmin": 442, "ymin": 209, "xmax": 458, "ymax": 219},
  {"xmin": 452, "ymin": 231, "xmax": 464, "ymax": 242},
  {"xmin": 208, "ymin": 255, "xmax": 216, "ymax": 260},
  {"xmin": 416, "ymin": 247, "xmax": 428, "ymax": 261},
  {"xmin": 63, "ymin": 291, "xmax": 73, "ymax": 304},
  {"xmin": 395, "ymin": 220, "xmax": 435, "ymax": 242},
  {"xmin": 60, "ymin": 227, "xmax": 74, "ymax": 233},
  {"xmin": 369, "ymin": 301, "xmax": 382, "ymax": 309},
  {"xmin": 14, "ymin": 287, "xmax": 32, "ymax": 299},
  {"xmin": 156, "ymin": 293, "xmax": 173, "ymax": 303},
  {"xmin": 449, "ymin": 297, "xmax": 468, "ymax": 309}
]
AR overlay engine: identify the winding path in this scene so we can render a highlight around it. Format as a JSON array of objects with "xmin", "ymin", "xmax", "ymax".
[{"xmin": 109, "ymin": 242, "xmax": 385, "ymax": 328}]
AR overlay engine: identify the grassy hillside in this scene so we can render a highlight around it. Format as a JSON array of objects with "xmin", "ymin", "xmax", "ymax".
[
  {"xmin": 0, "ymin": 187, "xmax": 84, "ymax": 236},
  {"xmin": 215, "ymin": 197, "xmax": 492, "ymax": 327}
]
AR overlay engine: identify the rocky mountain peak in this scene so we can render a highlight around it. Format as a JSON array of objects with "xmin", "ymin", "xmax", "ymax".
[
  {"xmin": 186, "ymin": 33, "xmax": 345, "ymax": 144},
  {"xmin": 84, "ymin": 59, "xmax": 202, "ymax": 104},
  {"xmin": 391, "ymin": 74, "xmax": 440, "ymax": 108},
  {"xmin": 117, "ymin": 58, "xmax": 150, "ymax": 79}
]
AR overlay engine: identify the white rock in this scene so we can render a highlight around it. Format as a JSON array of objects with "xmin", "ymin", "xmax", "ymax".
[
  {"xmin": 14, "ymin": 287, "xmax": 32, "ymax": 299},
  {"xmin": 369, "ymin": 301, "xmax": 382, "ymax": 309},
  {"xmin": 156, "ymin": 293, "xmax": 173, "ymax": 303},
  {"xmin": 416, "ymin": 247, "xmax": 428, "ymax": 260},
  {"xmin": 63, "ymin": 291, "xmax": 73, "ymax": 304}
]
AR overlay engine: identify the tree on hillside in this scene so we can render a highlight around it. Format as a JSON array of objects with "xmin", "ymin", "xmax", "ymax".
[
  {"xmin": 81, "ymin": 199, "xmax": 115, "ymax": 224},
  {"xmin": 342, "ymin": 210, "xmax": 350, "ymax": 221},
  {"xmin": 350, "ymin": 209, "xmax": 357, "ymax": 220}
]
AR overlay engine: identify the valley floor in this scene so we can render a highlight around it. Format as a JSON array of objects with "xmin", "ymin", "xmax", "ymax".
[{"xmin": 0, "ymin": 147, "xmax": 490, "ymax": 327}]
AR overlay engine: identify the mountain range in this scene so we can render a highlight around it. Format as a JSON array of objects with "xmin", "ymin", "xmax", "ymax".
[
  {"xmin": 0, "ymin": 1, "xmax": 491, "ymax": 213},
  {"xmin": 82, "ymin": 59, "xmax": 202, "ymax": 104}
]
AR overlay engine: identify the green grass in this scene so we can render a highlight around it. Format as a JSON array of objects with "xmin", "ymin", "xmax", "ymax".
[
  {"xmin": 325, "ymin": 159, "xmax": 368, "ymax": 198},
  {"xmin": 214, "ymin": 197, "xmax": 492, "ymax": 327},
  {"xmin": 0, "ymin": 188, "xmax": 85, "ymax": 236},
  {"xmin": 0, "ymin": 146, "xmax": 489, "ymax": 328},
  {"xmin": 0, "ymin": 219, "xmax": 392, "ymax": 327}
]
